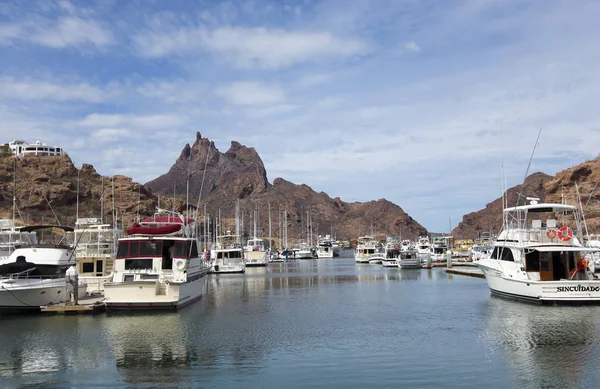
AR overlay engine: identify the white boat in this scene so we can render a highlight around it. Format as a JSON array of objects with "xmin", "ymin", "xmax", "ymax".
[
  {"xmin": 67, "ymin": 218, "xmax": 122, "ymax": 294},
  {"xmin": 368, "ymin": 252, "xmax": 386, "ymax": 264},
  {"xmin": 244, "ymin": 237, "xmax": 269, "ymax": 266},
  {"xmin": 381, "ymin": 239, "xmax": 400, "ymax": 267},
  {"xmin": 0, "ymin": 225, "xmax": 76, "ymax": 312},
  {"xmin": 398, "ymin": 257, "xmax": 421, "ymax": 269},
  {"xmin": 104, "ymin": 211, "xmax": 210, "ymax": 310},
  {"xmin": 296, "ymin": 241, "xmax": 313, "ymax": 259},
  {"xmin": 355, "ymin": 235, "xmax": 376, "ymax": 263},
  {"xmin": 416, "ymin": 236, "xmax": 431, "ymax": 264},
  {"xmin": 316, "ymin": 236, "xmax": 334, "ymax": 258},
  {"xmin": 430, "ymin": 237, "xmax": 450, "ymax": 262},
  {"xmin": 211, "ymin": 231, "xmax": 245, "ymax": 273},
  {"xmin": 477, "ymin": 197, "xmax": 600, "ymax": 304}
]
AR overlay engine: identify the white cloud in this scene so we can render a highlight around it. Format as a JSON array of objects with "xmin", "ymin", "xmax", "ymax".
[
  {"xmin": 78, "ymin": 113, "xmax": 190, "ymax": 129},
  {"xmin": 133, "ymin": 25, "xmax": 370, "ymax": 69},
  {"xmin": 0, "ymin": 76, "xmax": 118, "ymax": 102},
  {"xmin": 215, "ymin": 81, "xmax": 286, "ymax": 106},
  {"xmin": 404, "ymin": 40, "xmax": 421, "ymax": 52},
  {"xmin": 0, "ymin": 16, "xmax": 114, "ymax": 48}
]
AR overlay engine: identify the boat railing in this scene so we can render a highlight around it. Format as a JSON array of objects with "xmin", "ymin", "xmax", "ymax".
[
  {"xmin": 504, "ymin": 227, "xmax": 582, "ymax": 245},
  {"xmin": 0, "ymin": 268, "xmax": 65, "ymax": 282}
]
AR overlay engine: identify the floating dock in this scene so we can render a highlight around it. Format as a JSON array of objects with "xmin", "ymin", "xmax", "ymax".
[
  {"xmin": 444, "ymin": 268, "xmax": 485, "ymax": 279},
  {"xmin": 40, "ymin": 296, "xmax": 106, "ymax": 315}
]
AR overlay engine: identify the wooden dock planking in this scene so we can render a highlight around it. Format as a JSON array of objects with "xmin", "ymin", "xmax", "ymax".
[{"xmin": 444, "ymin": 268, "xmax": 485, "ymax": 279}]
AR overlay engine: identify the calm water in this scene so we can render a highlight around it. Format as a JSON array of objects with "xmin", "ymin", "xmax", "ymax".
[{"xmin": 2, "ymin": 257, "xmax": 600, "ymax": 388}]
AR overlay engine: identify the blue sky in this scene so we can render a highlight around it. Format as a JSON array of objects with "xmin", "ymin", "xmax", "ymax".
[{"xmin": 1, "ymin": 0, "xmax": 599, "ymax": 233}]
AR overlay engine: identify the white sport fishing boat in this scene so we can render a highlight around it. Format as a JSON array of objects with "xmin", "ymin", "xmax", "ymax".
[
  {"xmin": 477, "ymin": 197, "xmax": 600, "ymax": 304},
  {"xmin": 382, "ymin": 239, "xmax": 400, "ymax": 267},
  {"xmin": 355, "ymin": 235, "xmax": 376, "ymax": 263},
  {"xmin": 416, "ymin": 236, "xmax": 431, "ymax": 265},
  {"xmin": 211, "ymin": 231, "xmax": 245, "ymax": 273},
  {"xmin": 0, "ymin": 225, "xmax": 77, "ymax": 312},
  {"xmin": 316, "ymin": 235, "xmax": 334, "ymax": 258},
  {"xmin": 104, "ymin": 211, "xmax": 210, "ymax": 310},
  {"xmin": 295, "ymin": 241, "xmax": 313, "ymax": 259}
]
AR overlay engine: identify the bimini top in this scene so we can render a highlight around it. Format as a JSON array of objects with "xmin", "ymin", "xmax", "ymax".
[
  {"xmin": 503, "ymin": 203, "xmax": 577, "ymax": 213},
  {"xmin": 19, "ymin": 225, "xmax": 74, "ymax": 233}
]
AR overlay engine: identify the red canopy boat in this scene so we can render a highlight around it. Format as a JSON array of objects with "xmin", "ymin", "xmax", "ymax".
[{"xmin": 140, "ymin": 216, "xmax": 195, "ymax": 225}]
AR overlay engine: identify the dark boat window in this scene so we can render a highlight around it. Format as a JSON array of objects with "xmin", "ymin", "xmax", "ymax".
[
  {"xmin": 140, "ymin": 241, "xmax": 161, "ymax": 256},
  {"xmin": 501, "ymin": 248, "xmax": 514, "ymax": 262},
  {"xmin": 96, "ymin": 260, "xmax": 103, "ymax": 273},
  {"xmin": 124, "ymin": 274, "xmax": 134, "ymax": 282},
  {"xmin": 491, "ymin": 247, "xmax": 499, "ymax": 260},
  {"xmin": 116, "ymin": 242, "xmax": 129, "ymax": 258},
  {"xmin": 174, "ymin": 241, "xmax": 188, "ymax": 258},
  {"xmin": 125, "ymin": 258, "xmax": 153, "ymax": 270},
  {"xmin": 217, "ymin": 252, "xmax": 223, "ymax": 259},
  {"xmin": 540, "ymin": 252, "xmax": 551, "ymax": 271},
  {"xmin": 190, "ymin": 240, "xmax": 199, "ymax": 258},
  {"xmin": 140, "ymin": 274, "xmax": 159, "ymax": 280},
  {"xmin": 162, "ymin": 240, "xmax": 174, "ymax": 270},
  {"xmin": 82, "ymin": 262, "xmax": 94, "ymax": 273},
  {"xmin": 526, "ymin": 251, "xmax": 540, "ymax": 271},
  {"xmin": 130, "ymin": 241, "xmax": 139, "ymax": 257}
]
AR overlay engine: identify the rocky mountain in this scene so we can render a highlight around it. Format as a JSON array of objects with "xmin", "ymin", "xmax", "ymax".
[
  {"xmin": 0, "ymin": 155, "xmax": 159, "ymax": 227},
  {"xmin": 545, "ymin": 157, "xmax": 600, "ymax": 233},
  {"xmin": 453, "ymin": 156, "xmax": 600, "ymax": 238},
  {"xmin": 146, "ymin": 132, "xmax": 428, "ymax": 241},
  {"xmin": 451, "ymin": 172, "xmax": 552, "ymax": 239}
]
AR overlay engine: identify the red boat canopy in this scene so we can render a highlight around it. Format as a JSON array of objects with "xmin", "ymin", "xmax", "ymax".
[
  {"xmin": 127, "ymin": 222, "xmax": 181, "ymax": 236},
  {"xmin": 140, "ymin": 215, "xmax": 195, "ymax": 225}
]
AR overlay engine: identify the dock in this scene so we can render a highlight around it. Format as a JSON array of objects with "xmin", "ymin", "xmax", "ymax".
[
  {"xmin": 444, "ymin": 267, "xmax": 485, "ymax": 279},
  {"xmin": 40, "ymin": 296, "xmax": 106, "ymax": 315}
]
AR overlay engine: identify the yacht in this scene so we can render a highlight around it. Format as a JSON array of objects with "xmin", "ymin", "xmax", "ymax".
[
  {"xmin": 477, "ymin": 198, "xmax": 600, "ymax": 303},
  {"xmin": 211, "ymin": 231, "xmax": 245, "ymax": 273},
  {"xmin": 104, "ymin": 211, "xmax": 210, "ymax": 310},
  {"xmin": 382, "ymin": 239, "xmax": 400, "ymax": 267},
  {"xmin": 296, "ymin": 241, "xmax": 313, "ymax": 259},
  {"xmin": 0, "ymin": 225, "xmax": 76, "ymax": 312},
  {"xmin": 244, "ymin": 237, "xmax": 269, "ymax": 266},
  {"xmin": 67, "ymin": 218, "xmax": 122, "ymax": 294},
  {"xmin": 430, "ymin": 237, "xmax": 450, "ymax": 262},
  {"xmin": 355, "ymin": 235, "xmax": 376, "ymax": 263},
  {"xmin": 316, "ymin": 235, "xmax": 334, "ymax": 258},
  {"xmin": 398, "ymin": 240, "xmax": 420, "ymax": 268},
  {"xmin": 416, "ymin": 236, "xmax": 431, "ymax": 264}
]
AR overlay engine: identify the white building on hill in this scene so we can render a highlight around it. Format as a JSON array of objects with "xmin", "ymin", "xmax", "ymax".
[{"xmin": 8, "ymin": 140, "xmax": 66, "ymax": 157}]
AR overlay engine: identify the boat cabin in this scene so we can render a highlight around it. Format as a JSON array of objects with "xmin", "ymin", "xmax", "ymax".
[
  {"xmin": 247, "ymin": 238, "xmax": 265, "ymax": 251},
  {"xmin": 114, "ymin": 237, "xmax": 199, "ymax": 282}
]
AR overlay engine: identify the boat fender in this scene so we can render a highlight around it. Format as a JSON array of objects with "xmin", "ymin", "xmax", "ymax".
[
  {"xmin": 176, "ymin": 259, "xmax": 186, "ymax": 271},
  {"xmin": 558, "ymin": 226, "xmax": 573, "ymax": 242},
  {"xmin": 546, "ymin": 228, "xmax": 557, "ymax": 240}
]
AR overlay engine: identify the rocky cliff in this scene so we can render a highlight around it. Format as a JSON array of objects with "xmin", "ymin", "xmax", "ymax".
[
  {"xmin": 0, "ymin": 155, "xmax": 158, "ymax": 227},
  {"xmin": 452, "ymin": 172, "xmax": 552, "ymax": 238},
  {"xmin": 545, "ymin": 157, "xmax": 600, "ymax": 233},
  {"xmin": 145, "ymin": 133, "xmax": 428, "ymax": 241}
]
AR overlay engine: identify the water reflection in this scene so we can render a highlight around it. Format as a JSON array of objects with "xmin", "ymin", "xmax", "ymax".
[
  {"xmin": 483, "ymin": 297, "xmax": 600, "ymax": 388},
  {"xmin": 102, "ymin": 313, "xmax": 198, "ymax": 386}
]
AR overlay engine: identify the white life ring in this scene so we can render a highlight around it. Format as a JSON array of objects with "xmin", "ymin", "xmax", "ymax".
[{"xmin": 175, "ymin": 259, "xmax": 186, "ymax": 271}]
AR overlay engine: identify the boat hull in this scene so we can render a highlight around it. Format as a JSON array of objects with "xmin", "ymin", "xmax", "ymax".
[
  {"xmin": 382, "ymin": 259, "xmax": 398, "ymax": 268},
  {"xmin": 479, "ymin": 264, "xmax": 600, "ymax": 304},
  {"xmin": 245, "ymin": 251, "xmax": 268, "ymax": 266},
  {"xmin": 399, "ymin": 259, "xmax": 421, "ymax": 269},
  {"xmin": 211, "ymin": 264, "xmax": 245, "ymax": 274},
  {"xmin": 0, "ymin": 279, "xmax": 69, "ymax": 312},
  {"xmin": 104, "ymin": 274, "xmax": 206, "ymax": 310}
]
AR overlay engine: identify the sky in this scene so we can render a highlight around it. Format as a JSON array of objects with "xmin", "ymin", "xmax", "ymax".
[{"xmin": 1, "ymin": 0, "xmax": 599, "ymax": 233}]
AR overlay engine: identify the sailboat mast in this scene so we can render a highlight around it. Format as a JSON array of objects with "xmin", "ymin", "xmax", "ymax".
[
  {"xmin": 12, "ymin": 157, "xmax": 16, "ymax": 222},
  {"xmin": 268, "ymin": 202, "xmax": 272, "ymax": 251}
]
